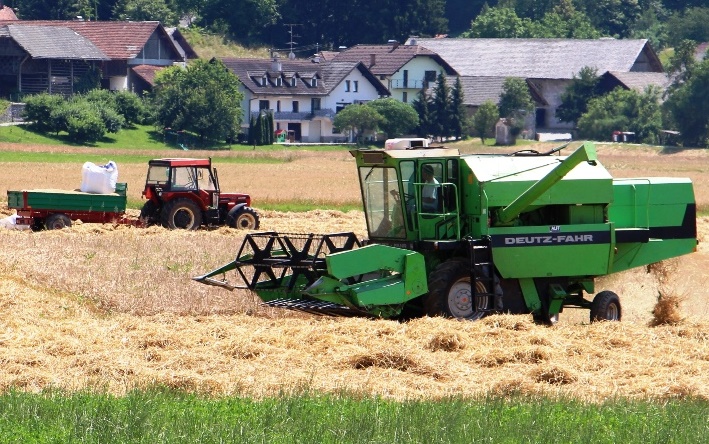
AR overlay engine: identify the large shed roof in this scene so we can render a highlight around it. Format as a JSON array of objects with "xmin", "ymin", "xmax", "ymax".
[
  {"xmin": 413, "ymin": 38, "xmax": 663, "ymax": 79},
  {"xmin": 331, "ymin": 43, "xmax": 457, "ymax": 77},
  {"xmin": 0, "ymin": 24, "xmax": 107, "ymax": 60}
]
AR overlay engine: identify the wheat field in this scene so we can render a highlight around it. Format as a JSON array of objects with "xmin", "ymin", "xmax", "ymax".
[{"xmin": 1, "ymin": 142, "xmax": 709, "ymax": 402}]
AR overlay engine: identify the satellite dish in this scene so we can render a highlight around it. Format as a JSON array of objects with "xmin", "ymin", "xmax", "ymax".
[{"xmin": 288, "ymin": 52, "xmax": 295, "ymax": 60}]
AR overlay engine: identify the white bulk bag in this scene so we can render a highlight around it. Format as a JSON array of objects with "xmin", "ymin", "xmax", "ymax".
[{"xmin": 80, "ymin": 161, "xmax": 118, "ymax": 194}]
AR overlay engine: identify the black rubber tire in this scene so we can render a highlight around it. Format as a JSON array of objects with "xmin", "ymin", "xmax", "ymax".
[
  {"xmin": 45, "ymin": 213, "xmax": 72, "ymax": 230},
  {"xmin": 227, "ymin": 206, "xmax": 260, "ymax": 230},
  {"xmin": 424, "ymin": 258, "xmax": 492, "ymax": 320},
  {"xmin": 161, "ymin": 198, "xmax": 203, "ymax": 230},
  {"xmin": 139, "ymin": 200, "xmax": 160, "ymax": 226},
  {"xmin": 590, "ymin": 290, "xmax": 622, "ymax": 322}
]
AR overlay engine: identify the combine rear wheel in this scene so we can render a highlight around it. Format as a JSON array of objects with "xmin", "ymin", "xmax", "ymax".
[
  {"xmin": 590, "ymin": 290, "xmax": 621, "ymax": 322},
  {"xmin": 425, "ymin": 259, "xmax": 492, "ymax": 320},
  {"xmin": 161, "ymin": 199, "xmax": 202, "ymax": 230},
  {"xmin": 45, "ymin": 213, "xmax": 72, "ymax": 230},
  {"xmin": 227, "ymin": 206, "xmax": 260, "ymax": 230}
]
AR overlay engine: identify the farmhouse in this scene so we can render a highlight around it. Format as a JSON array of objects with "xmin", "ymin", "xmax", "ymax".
[
  {"xmin": 330, "ymin": 40, "xmax": 458, "ymax": 104},
  {"xmin": 0, "ymin": 19, "xmax": 193, "ymax": 97},
  {"xmin": 222, "ymin": 57, "xmax": 389, "ymax": 143},
  {"xmin": 413, "ymin": 37, "xmax": 665, "ymax": 132}
]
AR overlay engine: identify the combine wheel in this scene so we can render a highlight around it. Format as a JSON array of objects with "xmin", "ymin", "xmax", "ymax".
[
  {"xmin": 590, "ymin": 291, "xmax": 622, "ymax": 322},
  {"xmin": 139, "ymin": 200, "xmax": 159, "ymax": 226},
  {"xmin": 425, "ymin": 259, "xmax": 492, "ymax": 320},
  {"xmin": 45, "ymin": 213, "xmax": 72, "ymax": 230},
  {"xmin": 161, "ymin": 198, "xmax": 202, "ymax": 230},
  {"xmin": 227, "ymin": 206, "xmax": 260, "ymax": 230}
]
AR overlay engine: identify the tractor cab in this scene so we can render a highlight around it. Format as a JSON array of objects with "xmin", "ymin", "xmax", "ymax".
[{"xmin": 353, "ymin": 146, "xmax": 462, "ymax": 245}]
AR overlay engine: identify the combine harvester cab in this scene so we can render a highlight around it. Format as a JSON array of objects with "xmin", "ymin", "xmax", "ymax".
[{"xmin": 194, "ymin": 141, "xmax": 697, "ymax": 323}]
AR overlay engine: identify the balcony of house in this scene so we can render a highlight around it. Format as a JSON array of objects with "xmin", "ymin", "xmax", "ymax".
[
  {"xmin": 250, "ymin": 108, "xmax": 336, "ymax": 121},
  {"xmin": 389, "ymin": 79, "xmax": 426, "ymax": 89}
]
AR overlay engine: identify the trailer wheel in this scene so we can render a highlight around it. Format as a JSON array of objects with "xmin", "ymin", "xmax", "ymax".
[
  {"xmin": 227, "ymin": 206, "xmax": 260, "ymax": 230},
  {"xmin": 590, "ymin": 291, "xmax": 622, "ymax": 322},
  {"xmin": 45, "ymin": 213, "xmax": 72, "ymax": 230},
  {"xmin": 425, "ymin": 259, "xmax": 492, "ymax": 320},
  {"xmin": 161, "ymin": 199, "xmax": 202, "ymax": 230}
]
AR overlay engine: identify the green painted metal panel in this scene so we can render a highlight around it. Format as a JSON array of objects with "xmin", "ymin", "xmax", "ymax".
[
  {"xmin": 15, "ymin": 189, "xmax": 126, "ymax": 212},
  {"xmin": 489, "ymin": 223, "xmax": 613, "ymax": 278},
  {"xmin": 612, "ymin": 238, "xmax": 697, "ymax": 273}
]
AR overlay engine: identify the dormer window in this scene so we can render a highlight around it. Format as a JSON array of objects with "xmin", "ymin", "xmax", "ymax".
[
  {"xmin": 291, "ymin": 77, "xmax": 297, "ymax": 87},
  {"xmin": 275, "ymin": 77, "xmax": 282, "ymax": 86},
  {"xmin": 261, "ymin": 75, "xmax": 267, "ymax": 86},
  {"xmin": 311, "ymin": 77, "xmax": 318, "ymax": 87}
]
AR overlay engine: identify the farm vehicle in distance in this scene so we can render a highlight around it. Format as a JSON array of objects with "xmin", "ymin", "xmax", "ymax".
[
  {"xmin": 7, "ymin": 157, "xmax": 259, "ymax": 231},
  {"xmin": 194, "ymin": 142, "xmax": 697, "ymax": 324}
]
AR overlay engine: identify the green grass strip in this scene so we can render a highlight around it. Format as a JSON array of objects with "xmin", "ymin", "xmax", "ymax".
[
  {"xmin": 0, "ymin": 390, "xmax": 707, "ymax": 443},
  {"xmin": 0, "ymin": 150, "xmax": 285, "ymax": 164}
]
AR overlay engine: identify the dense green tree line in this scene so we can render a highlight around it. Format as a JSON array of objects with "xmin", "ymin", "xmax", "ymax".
[{"xmin": 4, "ymin": 0, "xmax": 706, "ymax": 50}]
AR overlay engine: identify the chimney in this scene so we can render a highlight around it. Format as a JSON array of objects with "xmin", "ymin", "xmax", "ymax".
[
  {"xmin": 370, "ymin": 54, "xmax": 376, "ymax": 67},
  {"xmin": 271, "ymin": 57, "xmax": 282, "ymax": 72}
]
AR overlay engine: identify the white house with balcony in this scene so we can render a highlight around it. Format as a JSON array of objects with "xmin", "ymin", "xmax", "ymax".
[
  {"xmin": 330, "ymin": 39, "xmax": 458, "ymax": 104},
  {"xmin": 222, "ymin": 57, "xmax": 389, "ymax": 142}
]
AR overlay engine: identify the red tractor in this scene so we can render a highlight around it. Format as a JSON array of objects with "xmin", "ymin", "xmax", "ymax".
[{"xmin": 140, "ymin": 158, "xmax": 260, "ymax": 230}]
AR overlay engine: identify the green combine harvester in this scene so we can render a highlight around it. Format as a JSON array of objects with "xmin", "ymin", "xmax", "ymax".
[{"xmin": 194, "ymin": 142, "xmax": 697, "ymax": 323}]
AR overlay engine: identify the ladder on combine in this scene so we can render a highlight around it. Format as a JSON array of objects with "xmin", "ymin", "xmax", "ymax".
[{"xmin": 467, "ymin": 236, "xmax": 498, "ymax": 317}]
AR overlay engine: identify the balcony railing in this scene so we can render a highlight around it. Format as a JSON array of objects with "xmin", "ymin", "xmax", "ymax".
[{"xmin": 389, "ymin": 79, "xmax": 426, "ymax": 89}]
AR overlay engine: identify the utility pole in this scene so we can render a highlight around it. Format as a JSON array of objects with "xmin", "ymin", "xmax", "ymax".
[{"xmin": 284, "ymin": 23, "xmax": 301, "ymax": 60}]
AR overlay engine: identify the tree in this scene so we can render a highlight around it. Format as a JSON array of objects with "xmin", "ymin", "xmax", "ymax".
[
  {"xmin": 663, "ymin": 59, "xmax": 709, "ymax": 147},
  {"xmin": 152, "ymin": 59, "xmax": 243, "ymax": 143},
  {"xmin": 367, "ymin": 98, "xmax": 419, "ymax": 139},
  {"xmin": 472, "ymin": 101, "xmax": 499, "ymax": 144},
  {"xmin": 577, "ymin": 0, "xmax": 642, "ymax": 38},
  {"xmin": 462, "ymin": 5, "xmax": 532, "ymax": 38},
  {"xmin": 411, "ymin": 90, "xmax": 432, "ymax": 138},
  {"xmin": 449, "ymin": 77, "xmax": 467, "ymax": 139},
  {"xmin": 578, "ymin": 86, "xmax": 662, "ymax": 144},
  {"xmin": 665, "ymin": 7, "xmax": 709, "ymax": 47},
  {"xmin": 527, "ymin": 0, "xmax": 601, "ymax": 39},
  {"xmin": 430, "ymin": 73, "xmax": 452, "ymax": 140},
  {"xmin": 556, "ymin": 67, "xmax": 602, "ymax": 124},
  {"xmin": 333, "ymin": 104, "xmax": 383, "ymax": 144},
  {"xmin": 498, "ymin": 77, "xmax": 534, "ymax": 138},
  {"xmin": 112, "ymin": 0, "xmax": 179, "ymax": 25}
]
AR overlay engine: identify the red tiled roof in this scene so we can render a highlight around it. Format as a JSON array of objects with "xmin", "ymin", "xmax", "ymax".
[
  {"xmin": 331, "ymin": 43, "xmax": 456, "ymax": 76},
  {"xmin": 0, "ymin": 20, "xmax": 163, "ymax": 59},
  {"xmin": 132, "ymin": 64, "xmax": 165, "ymax": 85},
  {"xmin": 0, "ymin": 6, "xmax": 17, "ymax": 20}
]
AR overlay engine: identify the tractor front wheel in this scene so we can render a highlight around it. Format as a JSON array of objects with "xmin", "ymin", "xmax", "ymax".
[
  {"xmin": 45, "ymin": 213, "xmax": 72, "ymax": 230},
  {"xmin": 161, "ymin": 199, "xmax": 203, "ymax": 230},
  {"xmin": 139, "ymin": 200, "xmax": 159, "ymax": 226},
  {"xmin": 227, "ymin": 206, "xmax": 260, "ymax": 230},
  {"xmin": 425, "ymin": 259, "xmax": 492, "ymax": 320},
  {"xmin": 590, "ymin": 290, "xmax": 622, "ymax": 322}
]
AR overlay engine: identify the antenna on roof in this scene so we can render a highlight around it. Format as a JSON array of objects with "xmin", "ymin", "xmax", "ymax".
[{"xmin": 284, "ymin": 23, "xmax": 301, "ymax": 60}]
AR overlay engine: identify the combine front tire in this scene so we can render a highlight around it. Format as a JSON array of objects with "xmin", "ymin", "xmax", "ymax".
[
  {"xmin": 425, "ymin": 259, "xmax": 492, "ymax": 320},
  {"xmin": 45, "ymin": 213, "xmax": 72, "ymax": 230},
  {"xmin": 161, "ymin": 199, "xmax": 202, "ymax": 230},
  {"xmin": 227, "ymin": 206, "xmax": 260, "ymax": 230},
  {"xmin": 590, "ymin": 290, "xmax": 621, "ymax": 322}
]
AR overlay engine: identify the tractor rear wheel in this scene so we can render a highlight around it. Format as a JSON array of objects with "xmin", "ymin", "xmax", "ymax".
[
  {"xmin": 425, "ymin": 259, "xmax": 492, "ymax": 320},
  {"xmin": 161, "ymin": 199, "xmax": 202, "ymax": 230},
  {"xmin": 227, "ymin": 206, "xmax": 260, "ymax": 230},
  {"xmin": 590, "ymin": 290, "xmax": 622, "ymax": 322},
  {"xmin": 45, "ymin": 213, "xmax": 72, "ymax": 230}
]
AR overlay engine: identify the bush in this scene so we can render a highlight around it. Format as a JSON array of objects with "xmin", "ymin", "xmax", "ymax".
[
  {"xmin": 62, "ymin": 101, "xmax": 107, "ymax": 142},
  {"xmin": 113, "ymin": 91, "xmax": 144, "ymax": 125},
  {"xmin": 23, "ymin": 93, "xmax": 65, "ymax": 131}
]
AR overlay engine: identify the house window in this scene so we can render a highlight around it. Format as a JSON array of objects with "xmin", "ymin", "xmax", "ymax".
[
  {"xmin": 425, "ymin": 71, "xmax": 437, "ymax": 82},
  {"xmin": 275, "ymin": 77, "xmax": 282, "ymax": 86},
  {"xmin": 402, "ymin": 92, "xmax": 408, "ymax": 103},
  {"xmin": 353, "ymin": 81, "xmax": 358, "ymax": 92},
  {"xmin": 259, "ymin": 100, "xmax": 270, "ymax": 110},
  {"xmin": 311, "ymin": 77, "xmax": 318, "ymax": 87},
  {"xmin": 262, "ymin": 76, "xmax": 267, "ymax": 86},
  {"xmin": 277, "ymin": 100, "xmax": 281, "ymax": 112},
  {"xmin": 293, "ymin": 101, "xmax": 299, "ymax": 112},
  {"xmin": 345, "ymin": 80, "xmax": 351, "ymax": 92},
  {"xmin": 403, "ymin": 70, "xmax": 409, "ymax": 88},
  {"xmin": 291, "ymin": 77, "xmax": 297, "ymax": 87},
  {"xmin": 311, "ymin": 98, "xmax": 321, "ymax": 111}
]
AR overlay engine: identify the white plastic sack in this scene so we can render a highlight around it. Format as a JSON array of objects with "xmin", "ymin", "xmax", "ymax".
[
  {"xmin": 80, "ymin": 161, "xmax": 118, "ymax": 194},
  {"xmin": 0, "ymin": 214, "xmax": 29, "ymax": 230}
]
